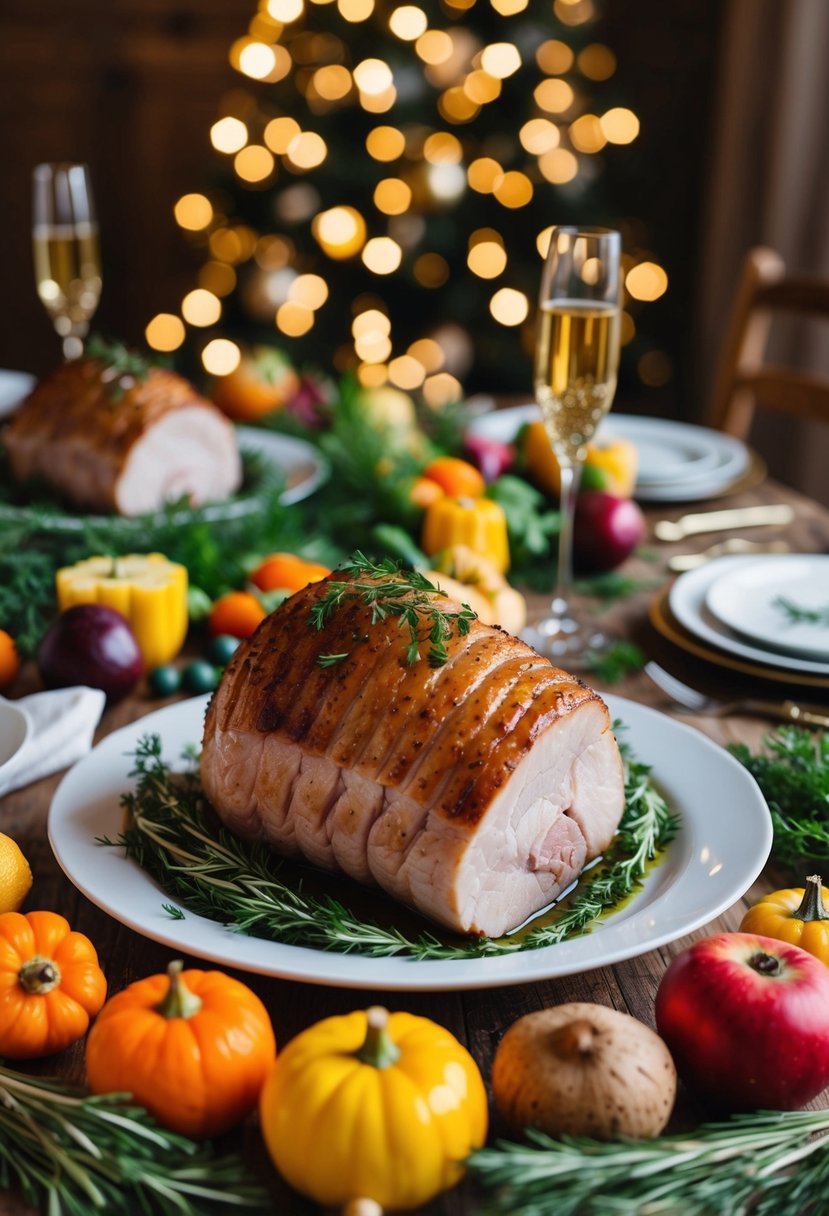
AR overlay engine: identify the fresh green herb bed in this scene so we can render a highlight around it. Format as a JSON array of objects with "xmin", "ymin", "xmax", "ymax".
[{"xmin": 103, "ymin": 731, "xmax": 678, "ymax": 962}]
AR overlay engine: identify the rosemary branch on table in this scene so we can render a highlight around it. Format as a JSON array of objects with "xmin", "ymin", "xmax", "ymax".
[
  {"xmin": 103, "ymin": 732, "xmax": 676, "ymax": 963},
  {"xmin": 0, "ymin": 1063, "xmax": 268, "ymax": 1215},
  {"xmin": 309, "ymin": 550, "xmax": 477, "ymax": 667},
  {"xmin": 466, "ymin": 1108, "xmax": 829, "ymax": 1216}
]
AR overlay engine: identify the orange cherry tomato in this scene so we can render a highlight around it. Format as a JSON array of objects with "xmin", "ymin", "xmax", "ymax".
[
  {"xmin": 250, "ymin": 554, "xmax": 331, "ymax": 594},
  {"xmin": 0, "ymin": 632, "xmax": 20, "ymax": 691},
  {"xmin": 409, "ymin": 476, "xmax": 446, "ymax": 510},
  {"xmin": 422, "ymin": 456, "xmax": 486, "ymax": 499},
  {"xmin": 211, "ymin": 348, "xmax": 300, "ymax": 422},
  {"xmin": 208, "ymin": 591, "xmax": 266, "ymax": 639}
]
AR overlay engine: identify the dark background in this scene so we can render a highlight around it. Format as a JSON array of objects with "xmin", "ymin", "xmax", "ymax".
[{"xmin": 0, "ymin": 0, "xmax": 723, "ymax": 418}]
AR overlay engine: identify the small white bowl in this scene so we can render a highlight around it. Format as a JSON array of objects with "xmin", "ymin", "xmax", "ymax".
[{"xmin": 0, "ymin": 701, "xmax": 31, "ymax": 774}]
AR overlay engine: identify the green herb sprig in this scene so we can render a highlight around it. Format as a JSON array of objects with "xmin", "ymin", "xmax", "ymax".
[
  {"xmin": 774, "ymin": 595, "xmax": 829, "ymax": 627},
  {"xmin": 104, "ymin": 730, "xmax": 675, "ymax": 962},
  {"xmin": 467, "ymin": 1108, "xmax": 829, "ymax": 1216},
  {"xmin": 309, "ymin": 551, "xmax": 477, "ymax": 667},
  {"xmin": 729, "ymin": 726, "xmax": 829, "ymax": 866},
  {"xmin": 0, "ymin": 1062, "xmax": 267, "ymax": 1215},
  {"xmin": 85, "ymin": 334, "xmax": 160, "ymax": 401}
]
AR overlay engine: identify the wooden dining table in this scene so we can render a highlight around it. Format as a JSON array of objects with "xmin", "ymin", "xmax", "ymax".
[{"xmin": 2, "ymin": 468, "xmax": 828, "ymax": 1215}]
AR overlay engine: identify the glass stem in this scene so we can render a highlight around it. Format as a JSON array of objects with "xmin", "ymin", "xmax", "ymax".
[{"xmin": 552, "ymin": 458, "xmax": 584, "ymax": 617}]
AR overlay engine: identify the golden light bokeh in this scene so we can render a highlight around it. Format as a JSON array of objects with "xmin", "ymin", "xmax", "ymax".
[
  {"xmin": 439, "ymin": 86, "xmax": 480, "ymax": 123},
  {"xmin": 145, "ymin": 313, "xmax": 185, "ymax": 352},
  {"xmin": 276, "ymin": 301, "xmax": 315, "ymax": 335},
  {"xmin": 389, "ymin": 5, "xmax": 428, "ymax": 39},
  {"xmin": 423, "ymin": 131, "xmax": 463, "ymax": 164},
  {"xmin": 181, "ymin": 288, "xmax": 222, "ymax": 327},
  {"xmin": 489, "ymin": 287, "xmax": 529, "ymax": 326},
  {"xmin": 468, "ymin": 240, "xmax": 507, "ymax": 279},
  {"xmin": 366, "ymin": 125, "xmax": 406, "ymax": 161},
  {"xmin": 467, "ymin": 157, "xmax": 504, "ymax": 193},
  {"xmin": 264, "ymin": 116, "xmax": 302, "ymax": 153},
  {"xmin": 536, "ymin": 226, "xmax": 554, "ymax": 258},
  {"xmin": 578, "ymin": 43, "xmax": 617, "ymax": 80},
  {"xmin": 312, "ymin": 65, "xmax": 352, "ymax": 100},
  {"xmin": 626, "ymin": 261, "xmax": 668, "ymax": 301},
  {"xmin": 357, "ymin": 362, "xmax": 389, "ymax": 386},
  {"xmin": 199, "ymin": 261, "xmax": 238, "ymax": 296},
  {"xmin": 569, "ymin": 113, "xmax": 606, "ymax": 153},
  {"xmin": 407, "ymin": 337, "xmax": 444, "ymax": 371},
  {"xmin": 374, "ymin": 177, "xmax": 412, "ymax": 215},
  {"xmin": 638, "ymin": 349, "xmax": 673, "ymax": 386},
  {"xmin": 234, "ymin": 145, "xmax": 276, "ymax": 182},
  {"xmin": 600, "ymin": 107, "xmax": 640, "ymax": 144},
  {"xmin": 266, "ymin": 0, "xmax": 304, "ymax": 19},
  {"xmin": 554, "ymin": 0, "xmax": 595, "ymax": 25},
  {"xmin": 519, "ymin": 118, "xmax": 560, "ymax": 155},
  {"xmin": 620, "ymin": 311, "xmax": 636, "ymax": 345},
  {"xmin": 355, "ymin": 330, "xmax": 393, "ymax": 362},
  {"xmin": 238, "ymin": 42, "xmax": 277, "ymax": 79},
  {"xmin": 312, "ymin": 205, "xmax": 367, "ymax": 258},
  {"xmin": 536, "ymin": 39, "xmax": 574, "ymax": 74},
  {"xmin": 209, "ymin": 226, "xmax": 257, "ymax": 263},
  {"xmin": 463, "ymin": 70, "xmax": 501, "ymax": 105},
  {"xmin": 359, "ymin": 84, "xmax": 397, "ymax": 113},
  {"xmin": 210, "ymin": 116, "xmax": 248, "ymax": 154},
  {"xmin": 202, "ymin": 338, "xmax": 241, "ymax": 376},
  {"xmin": 415, "ymin": 29, "xmax": 453, "ymax": 65},
  {"xmin": 352, "ymin": 308, "xmax": 390, "ymax": 338},
  {"xmin": 490, "ymin": 0, "xmax": 529, "ymax": 13},
  {"xmin": 174, "ymin": 193, "xmax": 214, "ymax": 231},
  {"xmin": 338, "ymin": 0, "xmax": 374, "ymax": 19},
  {"xmin": 494, "ymin": 170, "xmax": 533, "ymax": 208},
  {"xmin": 289, "ymin": 273, "xmax": 330, "ymax": 309},
  {"xmin": 414, "ymin": 252, "xmax": 449, "ymax": 286},
  {"xmin": 480, "ymin": 42, "xmax": 521, "ymax": 78},
  {"xmin": 388, "ymin": 354, "xmax": 425, "ymax": 389},
  {"xmin": 353, "ymin": 58, "xmax": 393, "ymax": 94},
  {"xmin": 538, "ymin": 147, "xmax": 579, "ymax": 183},
  {"xmin": 286, "ymin": 131, "xmax": 328, "ymax": 169},
  {"xmin": 361, "ymin": 236, "xmax": 403, "ymax": 274},
  {"xmin": 534, "ymin": 78, "xmax": 575, "ymax": 114},
  {"xmin": 423, "ymin": 371, "xmax": 462, "ymax": 408}
]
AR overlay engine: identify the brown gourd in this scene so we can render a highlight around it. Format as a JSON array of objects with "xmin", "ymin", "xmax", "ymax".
[{"xmin": 491, "ymin": 1002, "xmax": 676, "ymax": 1140}]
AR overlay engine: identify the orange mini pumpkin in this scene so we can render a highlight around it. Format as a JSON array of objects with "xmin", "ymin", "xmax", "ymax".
[
  {"xmin": 85, "ymin": 960, "xmax": 276, "ymax": 1138},
  {"xmin": 0, "ymin": 910, "xmax": 107, "ymax": 1059}
]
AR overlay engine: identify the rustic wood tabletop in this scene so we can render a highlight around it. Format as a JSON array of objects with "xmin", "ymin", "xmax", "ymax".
[{"xmin": 1, "ymin": 473, "xmax": 827, "ymax": 1215}]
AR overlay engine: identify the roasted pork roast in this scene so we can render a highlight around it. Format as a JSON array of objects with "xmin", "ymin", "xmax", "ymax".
[
  {"xmin": 4, "ymin": 358, "xmax": 241, "ymax": 516},
  {"xmin": 201, "ymin": 572, "xmax": 625, "ymax": 938}
]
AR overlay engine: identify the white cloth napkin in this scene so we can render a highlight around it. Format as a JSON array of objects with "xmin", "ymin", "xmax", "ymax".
[{"xmin": 0, "ymin": 687, "xmax": 106, "ymax": 797}]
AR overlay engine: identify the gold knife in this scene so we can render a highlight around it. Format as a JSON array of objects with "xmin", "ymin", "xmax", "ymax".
[{"xmin": 655, "ymin": 504, "xmax": 794, "ymax": 542}]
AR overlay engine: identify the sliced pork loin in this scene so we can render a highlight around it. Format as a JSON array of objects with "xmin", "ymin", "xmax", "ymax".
[
  {"xmin": 201, "ymin": 574, "xmax": 625, "ymax": 938},
  {"xmin": 4, "ymin": 357, "xmax": 241, "ymax": 516}
]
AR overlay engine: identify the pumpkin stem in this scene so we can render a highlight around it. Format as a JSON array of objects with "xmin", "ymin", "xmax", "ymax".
[
  {"xmin": 154, "ymin": 960, "xmax": 203, "ymax": 1020},
  {"xmin": 549, "ymin": 1019, "xmax": 597, "ymax": 1060},
  {"xmin": 795, "ymin": 875, "xmax": 828, "ymax": 922},
  {"xmin": 18, "ymin": 956, "xmax": 61, "ymax": 995},
  {"xmin": 356, "ymin": 1006, "xmax": 400, "ymax": 1070},
  {"xmin": 343, "ymin": 1201, "xmax": 384, "ymax": 1216}
]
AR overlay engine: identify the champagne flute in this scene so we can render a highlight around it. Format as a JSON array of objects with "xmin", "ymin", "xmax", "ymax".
[
  {"xmin": 32, "ymin": 163, "xmax": 102, "ymax": 359},
  {"xmin": 526, "ymin": 225, "xmax": 622, "ymax": 665}
]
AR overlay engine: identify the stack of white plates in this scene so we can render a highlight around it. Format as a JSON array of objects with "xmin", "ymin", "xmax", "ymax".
[
  {"xmin": 465, "ymin": 404, "xmax": 757, "ymax": 503},
  {"xmin": 667, "ymin": 554, "xmax": 829, "ymax": 680}
]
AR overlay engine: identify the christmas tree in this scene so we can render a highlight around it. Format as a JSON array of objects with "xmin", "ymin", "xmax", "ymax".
[{"xmin": 145, "ymin": 0, "xmax": 666, "ymax": 403}]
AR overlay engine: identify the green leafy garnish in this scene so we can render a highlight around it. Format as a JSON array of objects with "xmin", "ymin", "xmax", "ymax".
[
  {"xmin": 467, "ymin": 1108, "xmax": 829, "ymax": 1216},
  {"xmin": 729, "ymin": 726, "xmax": 829, "ymax": 865},
  {"xmin": 585, "ymin": 639, "xmax": 646, "ymax": 684},
  {"xmin": 309, "ymin": 551, "xmax": 477, "ymax": 667},
  {"xmin": 103, "ymin": 730, "xmax": 675, "ymax": 962},
  {"xmin": 0, "ymin": 1062, "xmax": 267, "ymax": 1215},
  {"xmin": 774, "ymin": 595, "xmax": 829, "ymax": 627},
  {"xmin": 85, "ymin": 334, "xmax": 160, "ymax": 401}
]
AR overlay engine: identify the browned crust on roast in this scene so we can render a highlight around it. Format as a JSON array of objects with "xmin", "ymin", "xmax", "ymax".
[
  {"xmin": 4, "ymin": 358, "xmax": 231, "ymax": 512},
  {"xmin": 203, "ymin": 574, "xmax": 601, "ymax": 830}
]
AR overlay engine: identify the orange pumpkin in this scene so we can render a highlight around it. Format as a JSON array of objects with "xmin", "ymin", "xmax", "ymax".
[
  {"xmin": 0, "ymin": 910, "xmax": 107, "ymax": 1059},
  {"xmin": 85, "ymin": 960, "xmax": 276, "ymax": 1138}
]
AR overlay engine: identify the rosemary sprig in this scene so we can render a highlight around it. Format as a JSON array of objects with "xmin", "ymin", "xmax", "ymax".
[
  {"xmin": 774, "ymin": 594, "xmax": 829, "ymax": 627},
  {"xmin": 0, "ymin": 1062, "xmax": 268, "ymax": 1215},
  {"xmin": 467, "ymin": 1109, "xmax": 829, "ymax": 1215},
  {"xmin": 85, "ymin": 334, "xmax": 160, "ymax": 401},
  {"xmin": 104, "ymin": 731, "xmax": 675, "ymax": 962},
  {"xmin": 308, "ymin": 550, "xmax": 477, "ymax": 667}
]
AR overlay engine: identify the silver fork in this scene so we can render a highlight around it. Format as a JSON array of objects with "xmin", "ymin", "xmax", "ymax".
[{"xmin": 643, "ymin": 661, "xmax": 829, "ymax": 729}]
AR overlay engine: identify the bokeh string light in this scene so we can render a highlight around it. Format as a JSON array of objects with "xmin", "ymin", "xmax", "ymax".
[{"xmin": 147, "ymin": 0, "xmax": 669, "ymax": 396}]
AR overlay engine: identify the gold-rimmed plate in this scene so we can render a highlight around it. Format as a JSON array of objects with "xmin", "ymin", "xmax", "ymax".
[{"xmin": 649, "ymin": 588, "xmax": 829, "ymax": 691}]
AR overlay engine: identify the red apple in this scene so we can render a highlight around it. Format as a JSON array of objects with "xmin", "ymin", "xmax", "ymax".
[
  {"xmin": 655, "ymin": 932, "xmax": 829, "ymax": 1111},
  {"xmin": 573, "ymin": 490, "xmax": 645, "ymax": 573}
]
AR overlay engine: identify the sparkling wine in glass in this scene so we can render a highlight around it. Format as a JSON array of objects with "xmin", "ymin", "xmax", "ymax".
[
  {"xmin": 526, "ymin": 226, "xmax": 622, "ymax": 665},
  {"xmin": 32, "ymin": 163, "xmax": 101, "ymax": 360}
]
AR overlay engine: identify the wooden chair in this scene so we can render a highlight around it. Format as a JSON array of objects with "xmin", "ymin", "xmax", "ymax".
[{"xmin": 707, "ymin": 246, "xmax": 829, "ymax": 440}]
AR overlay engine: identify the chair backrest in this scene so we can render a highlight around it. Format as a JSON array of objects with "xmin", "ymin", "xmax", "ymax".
[{"xmin": 707, "ymin": 246, "xmax": 829, "ymax": 440}]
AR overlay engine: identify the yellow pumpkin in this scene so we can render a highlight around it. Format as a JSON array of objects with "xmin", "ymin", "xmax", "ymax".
[
  {"xmin": 522, "ymin": 419, "xmax": 638, "ymax": 498},
  {"xmin": 740, "ymin": 874, "xmax": 829, "ymax": 964},
  {"xmin": 259, "ymin": 1005, "xmax": 488, "ymax": 1210},
  {"xmin": 421, "ymin": 495, "xmax": 510, "ymax": 573}
]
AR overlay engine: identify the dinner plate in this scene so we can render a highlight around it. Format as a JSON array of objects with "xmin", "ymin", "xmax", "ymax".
[
  {"xmin": 670, "ymin": 556, "xmax": 829, "ymax": 677},
  {"xmin": 649, "ymin": 588, "xmax": 829, "ymax": 690},
  {"xmin": 0, "ymin": 370, "xmax": 35, "ymax": 419},
  {"xmin": 236, "ymin": 426, "xmax": 328, "ymax": 506},
  {"xmin": 705, "ymin": 554, "xmax": 829, "ymax": 660},
  {"xmin": 48, "ymin": 693, "xmax": 772, "ymax": 991},
  {"xmin": 466, "ymin": 404, "xmax": 754, "ymax": 502}
]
